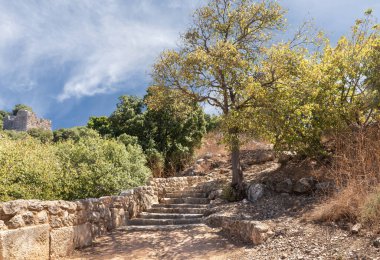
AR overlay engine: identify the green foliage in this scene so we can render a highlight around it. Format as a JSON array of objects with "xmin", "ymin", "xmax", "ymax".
[
  {"xmin": 204, "ymin": 114, "xmax": 221, "ymax": 132},
  {"xmin": 12, "ymin": 104, "xmax": 33, "ymax": 115},
  {"xmin": 252, "ymin": 12, "xmax": 380, "ymax": 156},
  {"xmin": 87, "ymin": 116, "xmax": 112, "ymax": 136},
  {"xmin": 109, "ymin": 96, "xmax": 146, "ymax": 138},
  {"xmin": 88, "ymin": 91, "xmax": 207, "ymax": 176},
  {"xmin": 56, "ymin": 136, "xmax": 151, "ymax": 200},
  {"xmin": 1, "ymin": 130, "xmax": 29, "ymax": 140},
  {"xmin": 0, "ymin": 134, "xmax": 151, "ymax": 201},
  {"xmin": 0, "ymin": 110, "xmax": 9, "ymax": 129},
  {"xmin": 27, "ymin": 128, "xmax": 53, "ymax": 143},
  {"xmin": 0, "ymin": 136, "xmax": 60, "ymax": 201},
  {"xmin": 222, "ymin": 184, "xmax": 243, "ymax": 202},
  {"xmin": 53, "ymin": 127, "xmax": 99, "ymax": 142}
]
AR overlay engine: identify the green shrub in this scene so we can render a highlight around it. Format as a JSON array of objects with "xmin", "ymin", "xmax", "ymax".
[
  {"xmin": 0, "ymin": 134, "xmax": 151, "ymax": 201},
  {"xmin": 222, "ymin": 184, "xmax": 242, "ymax": 202},
  {"xmin": 27, "ymin": 128, "xmax": 53, "ymax": 143},
  {"xmin": 0, "ymin": 136, "xmax": 61, "ymax": 201},
  {"xmin": 53, "ymin": 127, "xmax": 99, "ymax": 142},
  {"xmin": 55, "ymin": 136, "xmax": 151, "ymax": 200}
]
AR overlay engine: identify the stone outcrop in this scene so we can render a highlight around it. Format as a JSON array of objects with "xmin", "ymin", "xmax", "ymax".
[
  {"xmin": 206, "ymin": 214, "xmax": 273, "ymax": 245},
  {"xmin": 3, "ymin": 110, "xmax": 51, "ymax": 131},
  {"xmin": 0, "ymin": 176, "xmax": 208, "ymax": 259}
]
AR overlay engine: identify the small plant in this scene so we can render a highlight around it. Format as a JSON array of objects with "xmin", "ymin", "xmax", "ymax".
[
  {"xmin": 360, "ymin": 187, "xmax": 380, "ymax": 227},
  {"xmin": 222, "ymin": 184, "xmax": 244, "ymax": 202}
]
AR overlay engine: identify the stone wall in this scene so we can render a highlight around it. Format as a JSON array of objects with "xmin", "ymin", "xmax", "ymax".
[
  {"xmin": 0, "ymin": 176, "xmax": 207, "ymax": 259},
  {"xmin": 3, "ymin": 110, "xmax": 51, "ymax": 131}
]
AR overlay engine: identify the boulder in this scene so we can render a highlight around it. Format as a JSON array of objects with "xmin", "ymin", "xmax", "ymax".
[
  {"xmin": 275, "ymin": 179, "xmax": 293, "ymax": 193},
  {"xmin": 0, "ymin": 224, "xmax": 50, "ymax": 259},
  {"xmin": 373, "ymin": 237, "xmax": 380, "ymax": 248},
  {"xmin": 50, "ymin": 226, "xmax": 75, "ymax": 259},
  {"xmin": 293, "ymin": 177, "xmax": 315, "ymax": 194},
  {"xmin": 247, "ymin": 183, "xmax": 265, "ymax": 203},
  {"xmin": 351, "ymin": 223, "xmax": 362, "ymax": 234},
  {"xmin": 208, "ymin": 189, "xmax": 223, "ymax": 200}
]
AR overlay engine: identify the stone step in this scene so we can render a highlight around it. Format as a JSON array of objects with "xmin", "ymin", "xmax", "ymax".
[
  {"xmin": 151, "ymin": 203, "xmax": 209, "ymax": 209},
  {"xmin": 146, "ymin": 207, "xmax": 208, "ymax": 214},
  {"xmin": 160, "ymin": 197, "xmax": 210, "ymax": 205},
  {"xmin": 121, "ymin": 223, "xmax": 207, "ymax": 232},
  {"xmin": 165, "ymin": 192, "xmax": 208, "ymax": 198},
  {"xmin": 138, "ymin": 212, "xmax": 203, "ymax": 219},
  {"xmin": 164, "ymin": 186, "xmax": 204, "ymax": 193},
  {"xmin": 128, "ymin": 218, "xmax": 203, "ymax": 226}
]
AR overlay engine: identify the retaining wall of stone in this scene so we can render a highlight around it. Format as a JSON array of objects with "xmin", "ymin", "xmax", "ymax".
[{"xmin": 0, "ymin": 176, "xmax": 207, "ymax": 259}]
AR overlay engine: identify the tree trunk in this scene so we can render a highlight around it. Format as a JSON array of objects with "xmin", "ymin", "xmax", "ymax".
[{"xmin": 230, "ymin": 133, "xmax": 244, "ymax": 197}]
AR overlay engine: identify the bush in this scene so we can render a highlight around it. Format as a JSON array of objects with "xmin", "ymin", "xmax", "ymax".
[
  {"xmin": 55, "ymin": 136, "xmax": 151, "ymax": 200},
  {"xmin": 53, "ymin": 127, "xmax": 99, "ymax": 142},
  {"xmin": 0, "ymin": 136, "xmax": 61, "ymax": 201},
  {"xmin": 222, "ymin": 184, "xmax": 243, "ymax": 202},
  {"xmin": 27, "ymin": 128, "xmax": 53, "ymax": 143},
  {"xmin": 0, "ymin": 134, "xmax": 151, "ymax": 201}
]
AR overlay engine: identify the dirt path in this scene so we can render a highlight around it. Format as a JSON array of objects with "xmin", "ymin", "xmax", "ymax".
[{"xmin": 71, "ymin": 225, "xmax": 245, "ymax": 260}]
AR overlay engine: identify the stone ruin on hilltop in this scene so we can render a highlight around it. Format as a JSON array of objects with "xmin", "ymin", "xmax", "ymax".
[{"xmin": 3, "ymin": 110, "xmax": 52, "ymax": 131}]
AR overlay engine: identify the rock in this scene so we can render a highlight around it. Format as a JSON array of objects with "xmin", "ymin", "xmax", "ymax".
[
  {"xmin": 7, "ymin": 214, "xmax": 25, "ymax": 229},
  {"xmin": 204, "ymin": 153, "xmax": 213, "ymax": 159},
  {"xmin": 74, "ymin": 223, "xmax": 93, "ymax": 248},
  {"xmin": 2, "ymin": 200, "xmax": 27, "ymax": 216},
  {"xmin": 351, "ymin": 223, "xmax": 362, "ymax": 234},
  {"xmin": 0, "ymin": 224, "xmax": 50, "ymax": 259},
  {"xmin": 251, "ymin": 150, "xmax": 275, "ymax": 164},
  {"xmin": 208, "ymin": 189, "xmax": 223, "ymax": 200},
  {"xmin": 36, "ymin": 210, "xmax": 48, "ymax": 224},
  {"xmin": 294, "ymin": 177, "xmax": 315, "ymax": 194},
  {"xmin": 247, "ymin": 183, "xmax": 265, "ymax": 203},
  {"xmin": 21, "ymin": 211, "xmax": 34, "ymax": 225},
  {"xmin": 276, "ymin": 179, "xmax": 293, "ymax": 193},
  {"xmin": 316, "ymin": 182, "xmax": 333, "ymax": 191},
  {"xmin": 373, "ymin": 237, "xmax": 380, "ymax": 248},
  {"xmin": 0, "ymin": 220, "xmax": 6, "ymax": 230},
  {"xmin": 50, "ymin": 226, "xmax": 75, "ymax": 258},
  {"xmin": 196, "ymin": 159, "xmax": 205, "ymax": 164}
]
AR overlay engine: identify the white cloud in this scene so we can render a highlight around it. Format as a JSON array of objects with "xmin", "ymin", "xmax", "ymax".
[{"xmin": 0, "ymin": 0, "xmax": 200, "ymax": 102}]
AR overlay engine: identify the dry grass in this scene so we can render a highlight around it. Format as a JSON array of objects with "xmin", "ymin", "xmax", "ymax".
[
  {"xmin": 195, "ymin": 131, "xmax": 227, "ymax": 158},
  {"xmin": 308, "ymin": 126, "xmax": 380, "ymax": 229}
]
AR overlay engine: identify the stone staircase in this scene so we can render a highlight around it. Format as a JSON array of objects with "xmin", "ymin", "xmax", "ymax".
[{"xmin": 126, "ymin": 184, "xmax": 210, "ymax": 231}]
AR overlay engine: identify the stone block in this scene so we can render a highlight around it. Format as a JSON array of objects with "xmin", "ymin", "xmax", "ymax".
[
  {"xmin": 0, "ymin": 224, "xmax": 49, "ymax": 260},
  {"xmin": 50, "ymin": 226, "xmax": 74, "ymax": 259},
  {"xmin": 73, "ymin": 223, "xmax": 92, "ymax": 248}
]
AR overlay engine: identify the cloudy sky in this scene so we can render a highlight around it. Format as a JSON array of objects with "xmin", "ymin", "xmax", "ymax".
[{"xmin": 0, "ymin": 0, "xmax": 378, "ymax": 129}]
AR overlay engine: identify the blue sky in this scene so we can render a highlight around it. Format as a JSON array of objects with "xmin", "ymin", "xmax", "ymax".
[{"xmin": 0, "ymin": 0, "xmax": 378, "ymax": 129}]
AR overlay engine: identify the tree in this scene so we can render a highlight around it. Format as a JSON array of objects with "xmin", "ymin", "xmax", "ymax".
[
  {"xmin": 87, "ymin": 116, "xmax": 112, "ymax": 136},
  {"xmin": 255, "ymin": 11, "xmax": 380, "ymax": 155},
  {"xmin": 152, "ymin": 0, "xmax": 285, "ymax": 194},
  {"xmin": 12, "ymin": 104, "xmax": 33, "ymax": 115},
  {"xmin": 145, "ymin": 86, "xmax": 207, "ymax": 175},
  {"xmin": 0, "ymin": 110, "xmax": 9, "ymax": 129},
  {"xmin": 108, "ymin": 96, "xmax": 146, "ymax": 138}
]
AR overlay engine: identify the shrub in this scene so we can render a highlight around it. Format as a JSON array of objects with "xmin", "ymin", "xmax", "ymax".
[
  {"xmin": 53, "ymin": 127, "xmax": 99, "ymax": 142},
  {"xmin": 0, "ymin": 134, "xmax": 151, "ymax": 201},
  {"xmin": 0, "ymin": 136, "xmax": 61, "ymax": 201},
  {"xmin": 27, "ymin": 128, "xmax": 53, "ymax": 143},
  {"xmin": 222, "ymin": 184, "xmax": 244, "ymax": 202},
  {"xmin": 55, "ymin": 136, "xmax": 151, "ymax": 200}
]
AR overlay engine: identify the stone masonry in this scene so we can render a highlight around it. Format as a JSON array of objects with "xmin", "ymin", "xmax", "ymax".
[
  {"xmin": 0, "ymin": 176, "xmax": 208, "ymax": 259},
  {"xmin": 3, "ymin": 110, "xmax": 51, "ymax": 131}
]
